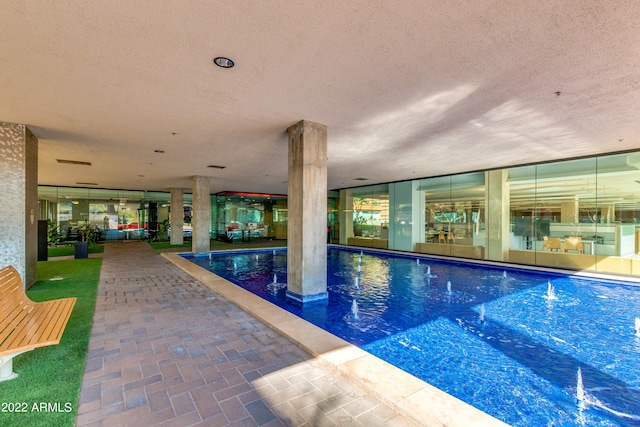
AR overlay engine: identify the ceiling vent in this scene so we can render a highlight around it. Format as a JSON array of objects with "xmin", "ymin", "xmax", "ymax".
[{"xmin": 57, "ymin": 159, "xmax": 92, "ymax": 166}]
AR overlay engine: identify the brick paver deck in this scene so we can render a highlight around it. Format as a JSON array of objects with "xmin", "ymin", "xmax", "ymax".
[{"xmin": 76, "ymin": 242, "xmax": 415, "ymax": 426}]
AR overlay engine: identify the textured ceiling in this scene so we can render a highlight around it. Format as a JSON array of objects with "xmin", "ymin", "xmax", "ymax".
[{"xmin": 1, "ymin": 1, "xmax": 640, "ymax": 195}]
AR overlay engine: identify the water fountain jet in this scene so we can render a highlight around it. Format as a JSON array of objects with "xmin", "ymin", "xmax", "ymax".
[
  {"xmin": 479, "ymin": 304, "xmax": 486, "ymax": 323},
  {"xmin": 426, "ymin": 266, "xmax": 436, "ymax": 278},
  {"xmin": 576, "ymin": 367, "xmax": 585, "ymax": 404},
  {"xmin": 545, "ymin": 281, "xmax": 558, "ymax": 300},
  {"xmin": 351, "ymin": 299, "xmax": 359, "ymax": 319}
]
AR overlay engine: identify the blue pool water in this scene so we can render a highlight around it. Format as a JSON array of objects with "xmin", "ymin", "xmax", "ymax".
[{"xmin": 184, "ymin": 247, "xmax": 640, "ymax": 427}]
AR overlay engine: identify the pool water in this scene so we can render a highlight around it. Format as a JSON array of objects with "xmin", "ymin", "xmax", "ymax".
[{"xmin": 185, "ymin": 247, "xmax": 640, "ymax": 427}]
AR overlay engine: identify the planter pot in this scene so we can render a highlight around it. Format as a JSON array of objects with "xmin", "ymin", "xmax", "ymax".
[{"xmin": 74, "ymin": 241, "xmax": 88, "ymax": 259}]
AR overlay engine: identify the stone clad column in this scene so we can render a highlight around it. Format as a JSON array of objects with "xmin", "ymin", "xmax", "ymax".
[
  {"xmin": 170, "ymin": 188, "xmax": 184, "ymax": 245},
  {"xmin": 0, "ymin": 122, "xmax": 38, "ymax": 288},
  {"xmin": 286, "ymin": 120, "xmax": 328, "ymax": 304},
  {"xmin": 191, "ymin": 176, "xmax": 211, "ymax": 255}
]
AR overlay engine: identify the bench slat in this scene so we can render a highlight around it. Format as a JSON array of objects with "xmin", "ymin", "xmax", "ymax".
[
  {"xmin": 0, "ymin": 276, "xmax": 21, "ymax": 300},
  {"xmin": 10, "ymin": 298, "xmax": 76, "ymax": 348},
  {"xmin": 0, "ymin": 303, "xmax": 32, "ymax": 344},
  {"xmin": 0, "ymin": 283, "xmax": 28, "ymax": 315},
  {"xmin": 0, "ymin": 266, "xmax": 77, "ymax": 359}
]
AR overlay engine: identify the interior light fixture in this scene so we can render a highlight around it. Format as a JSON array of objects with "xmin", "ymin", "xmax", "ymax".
[
  {"xmin": 154, "ymin": 149, "xmax": 165, "ymax": 154},
  {"xmin": 207, "ymin": 164, "xmax": 226, "ymax": 169},
  {"xmin": 213, "ymin": 57, "xmax": 234, "ymax": 68},
  {"xmin": 76, "ymin": 182, "xmax": 98, "ymax": 186},
  {"xmin": 354, "ymin": 177, "xmax": 369, "ymax": 181}
]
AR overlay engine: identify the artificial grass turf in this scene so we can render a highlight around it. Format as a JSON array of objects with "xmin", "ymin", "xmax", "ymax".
[
  {"xmin": 0, "ymin": 258, "xmax": 102, "ymax": 427},
  {"xmin": 47, "ymin": 244, "xmax": 105, "ymax": 258}
]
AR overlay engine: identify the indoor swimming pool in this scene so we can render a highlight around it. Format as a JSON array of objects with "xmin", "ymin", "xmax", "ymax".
[{"xmin": 183, "ymin": 247, "xmax": 640, "ymax": 427}]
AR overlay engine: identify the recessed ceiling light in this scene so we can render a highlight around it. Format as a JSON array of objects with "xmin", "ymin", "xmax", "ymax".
[
  {"xmin": 154, "ymin": 149, "xmax": 165, "ymax": 153},
  {"xmin": 207, "ymin": 164, "xmax": 226, "ymax": 169},
  {"xmin": 76, "ymin": 182, "xmax": 98, "ymax": 186},
  {"xmin": 213, "ymin": 57, "xmax": 234, "ymax": 68},
  {"xmin": 57, "ymin": 159, "xmax": 92, "ymax": 166}
]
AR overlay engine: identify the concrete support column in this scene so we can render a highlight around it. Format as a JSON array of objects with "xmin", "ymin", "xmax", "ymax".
[
  {"xmin": 339, "ymin": 189, "xmax": 354, "ymax": 244},
  {"xmin": 191, "ymin": 176, "xmax": 210, "ymax": 255},
  {"xmin": 170, "ymin": 188, "xmax": 184, "ymax": 245},
  {"xmin": 561, "ymin": 200, "xmax": 579, "ymax": 224},
  {"xmin": 485, "ymin": 170, "xmax": 510, "ymax": 261},
  {"xmin": 286, "ymin": 120, "xmax": 328, "ymax": 304},
  {"xmin": 603, "ymin": 203, "xmax": 616, "ymax": 224},
  {"xmin": 0, "ymin": 122, "xmax": 38, "ymax": 288}
]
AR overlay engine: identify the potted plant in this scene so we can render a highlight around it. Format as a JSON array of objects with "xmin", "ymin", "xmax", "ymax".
[{"xmin": 75, "ymin": 222, "xmax": 99, "ymax": 258}]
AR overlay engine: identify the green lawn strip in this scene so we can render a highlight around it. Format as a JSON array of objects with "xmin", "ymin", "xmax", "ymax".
[
  {"xmin": 0, "ymin": 259, "xmax": 102, "ymax": 427},
  {"xmin": 47, "ymin": 244, "xmax": 105, "ymax": 258}
]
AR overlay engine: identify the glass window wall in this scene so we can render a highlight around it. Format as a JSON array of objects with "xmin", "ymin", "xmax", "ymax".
[
  {"xmin": 38, "ymin": 187, "xmax": 189, "ymax": 242},
  {"xmin": 339, "ymin": 184, "xmax": 389, "ymax": 249},
  {"xmin": 336, "ymin": 150, "xmax": 640, "ymax": 277},
  {"xmin": 213, "ymin": 192, "xmax": 287, "ymax": 242}
]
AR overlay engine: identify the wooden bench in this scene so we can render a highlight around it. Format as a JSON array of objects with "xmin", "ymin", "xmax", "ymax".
[{"xmin": 0, "ymin": 265, "xmax": 76, "ymax": 381}]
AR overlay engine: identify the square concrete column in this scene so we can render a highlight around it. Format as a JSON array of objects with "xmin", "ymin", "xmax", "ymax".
[
  {"xmin": 561, "ymin": 200, "xmax": 579, "ymax": 224},
  {"xmin": 0, "ymin": 122, "xmax": 38, "ymax": 288},
  {"xmin": 286, "ymin": 120, "xmax": 328, "ymax": 304},
  {"xmin": 191, "ymin": 176, "xmax": 211, "ymax": 255},
  {"xmin": 485, "ymin": 169, "xmax": 510, "ymax": 261},
  {"xmin": 339, "ymin": 189, "xmax": 354, "ymax": 244},
  {"xmin": 170, "ymin": 188, "xmax": 184, "ymax": 245}
]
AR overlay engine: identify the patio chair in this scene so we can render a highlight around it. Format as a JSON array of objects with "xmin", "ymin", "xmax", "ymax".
[
  {"xmin": 563, "ymin": 236, "xmax": 584, "ymax": 254},
  {"xmin": 542, "ymin": 236, "xmax": 561, "ymax": 251}
]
